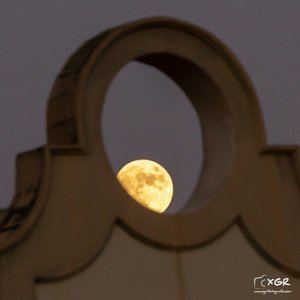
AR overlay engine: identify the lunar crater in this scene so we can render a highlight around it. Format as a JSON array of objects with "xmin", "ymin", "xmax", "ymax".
[{"xmin": 117, "ymin": 159, "xmax": 173, "ymax": 213}]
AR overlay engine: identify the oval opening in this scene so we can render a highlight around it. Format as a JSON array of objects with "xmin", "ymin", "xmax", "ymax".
[{"xmin": 101, "ymin": 61, "xmax": 204, "ymax": 214}]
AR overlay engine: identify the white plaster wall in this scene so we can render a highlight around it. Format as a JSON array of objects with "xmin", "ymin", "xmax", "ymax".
[{"xmin": 36, "ymin": 226, "xmax": 300, "ymax": 299}]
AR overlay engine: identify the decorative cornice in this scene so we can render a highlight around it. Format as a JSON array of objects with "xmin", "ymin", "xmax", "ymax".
[{"xmin": 0, "ymin": 17, "xmax": 299, "ymax": 299}]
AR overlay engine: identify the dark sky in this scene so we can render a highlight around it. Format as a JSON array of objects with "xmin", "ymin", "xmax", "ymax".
[{"xmin": 1, "ymin": 1, "xmax": 299, "ymax": 210}]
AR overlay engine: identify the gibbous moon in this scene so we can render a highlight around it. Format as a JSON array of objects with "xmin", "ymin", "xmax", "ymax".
[{"xmin": 117, "ymin": 159, "xmax": 173, "ymax": 213}]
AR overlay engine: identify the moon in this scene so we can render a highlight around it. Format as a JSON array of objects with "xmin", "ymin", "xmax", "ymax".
[{"xmin": 117, "ymin": 159, "xmax": 174, "ymax": 213}]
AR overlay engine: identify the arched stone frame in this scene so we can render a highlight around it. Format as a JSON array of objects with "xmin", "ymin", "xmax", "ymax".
[{"xmin": 0, "ymin": 17, "xmax": 299, "ymax": 299}]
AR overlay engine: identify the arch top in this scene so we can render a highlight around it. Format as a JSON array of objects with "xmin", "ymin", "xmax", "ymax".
[{"xmin": 47, "ymin": 17, "xmax": 266, "ymax": 155}]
